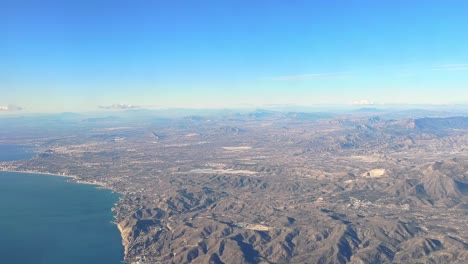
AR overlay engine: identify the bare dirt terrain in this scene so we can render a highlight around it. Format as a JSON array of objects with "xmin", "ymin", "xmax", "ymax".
[{"xmin": 1, "ymin": 110, "xmax": 467, "ymax": 264}]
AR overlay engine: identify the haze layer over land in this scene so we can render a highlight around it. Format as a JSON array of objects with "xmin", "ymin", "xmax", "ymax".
[{"xmin": 2, "ymin": 1, "xmax": 468, "ymax": 113}]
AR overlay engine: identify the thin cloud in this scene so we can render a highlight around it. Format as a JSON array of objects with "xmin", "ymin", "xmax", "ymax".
[
  {"xmin": 98, "ymin": 104, "xmax": 141, "ymax": 110},
  {"xmin": 270, "ymin": 72, "xmax": 352, "ymax": 81},
  {"xmin": 438, "ymin": 63, "xmax": 468, "ymax": 67},
  {"xmin": 0, "ymin": 105, "xmax": 23, "ymax": 111},
  {"xmin": 432, "ymin": 64, "xmax": 468, "ymax": 71},
  {"xmin": 351, "ymin": 100, "xmax": 374, "ymax": 106}
]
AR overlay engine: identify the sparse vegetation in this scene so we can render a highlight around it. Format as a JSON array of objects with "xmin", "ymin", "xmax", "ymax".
[{"xmin": 0, "ymin": 110, "xmax": 467, "ymax": 264}]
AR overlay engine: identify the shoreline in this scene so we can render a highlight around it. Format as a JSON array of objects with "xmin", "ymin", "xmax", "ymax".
[
  {"xmin": 0, "ymin": 169, "xmax": 127, "ymax": 263},
  {"xmin": 0, "ymin": 169, "xmax": 109, "ymax": 188},
  {"xmin": 116, "ymin": 221, "xmax": 131, "ymax": 258}
]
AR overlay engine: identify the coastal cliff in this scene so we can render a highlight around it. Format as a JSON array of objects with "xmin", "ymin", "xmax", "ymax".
[{"xmin": 117, "ymin": 221, "xmax": 131, "ymax": 257}]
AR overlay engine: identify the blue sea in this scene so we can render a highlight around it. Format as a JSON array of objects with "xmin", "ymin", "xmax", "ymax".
[
  {"xmin": 0, "ymin": 145, "xmax": 124, "ymax": 263},
  {"xmin": 0, "ymin": 144, "xmax": 36, "ymax": 161}
]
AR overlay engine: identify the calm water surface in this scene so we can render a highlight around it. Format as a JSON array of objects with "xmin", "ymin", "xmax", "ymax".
[
  {"xmin": 0, "ymin": 144, "xmax": 36, "ymax": 161},
  {"xmin": 0, "ymin": 145, "xmax": 124, "ymax": 263}
]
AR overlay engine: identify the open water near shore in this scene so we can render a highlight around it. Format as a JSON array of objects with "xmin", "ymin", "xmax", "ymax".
[
  {"xmin": 0, "ymin": 144, "xmax": 36, "ymax": 161},
  {"xmin": 0, "ymin": 145, "xmax": 124, "ymax": 263}
]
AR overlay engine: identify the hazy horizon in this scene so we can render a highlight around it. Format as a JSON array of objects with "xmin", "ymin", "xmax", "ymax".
[
  {"xmin": 2, "ymin": 1, "xmax": 468, "ymax": 113},
  {"xmin": 1, "ymin": 103, "xmax": 468, "ymax": 117}
]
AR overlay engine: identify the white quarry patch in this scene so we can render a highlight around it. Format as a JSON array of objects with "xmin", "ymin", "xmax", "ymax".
[
  {"xmin": 222, "ymin": 146, "xmax": 252, "ymax": 151},
  {"xmin": 205, "ymin": 163, "xmax": 226, "ymax": 168},
  {"xmin": 362, "ymin": 169, "xmax": 386, "ymax": 178},
  {"xmin": 245, "ymin": 224, "xmax": 270, "ymax": 231},
  {"xmin": 349, "ymin": 155, "xmax": 381, "ymax": 162},
  {"xmin": 190, "ymin": 168, "xmax": 257, "ymax": 175}
]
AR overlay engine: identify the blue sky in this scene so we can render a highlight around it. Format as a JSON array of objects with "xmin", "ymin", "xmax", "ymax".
[{"xmin": 1, "ymin": 0, "xmax": 468, "ymax": 113}]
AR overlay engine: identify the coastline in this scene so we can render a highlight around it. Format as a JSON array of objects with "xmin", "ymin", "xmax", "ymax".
[
  {"xmin": 116, "ymin": 221, "xmax": 131, "ymax": 257},
  {"xmin": 0, "ymin": 169, "xmax": 127, "ymax": 263},
  {"xmin": 0, "ymin": 169, "xmax": 108, "ymax": 188}
]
